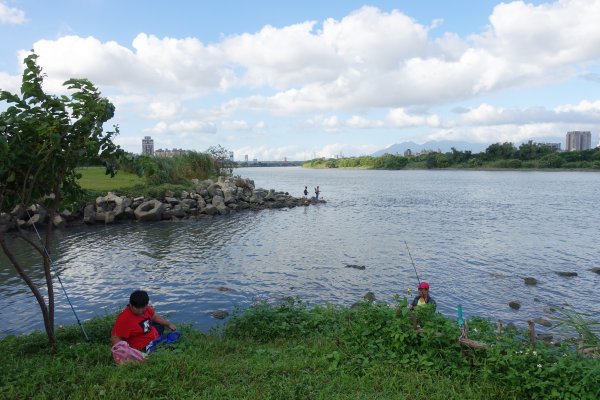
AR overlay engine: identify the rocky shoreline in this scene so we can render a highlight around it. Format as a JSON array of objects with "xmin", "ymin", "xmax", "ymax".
[{"xmin": 0, "ymin": 176, "xmax": 325, "ymax": 233}]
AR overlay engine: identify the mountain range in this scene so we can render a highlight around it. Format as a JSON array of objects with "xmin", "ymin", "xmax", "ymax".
[{"xmin": 371, "ymin": 137, "xmax": 566, "ymax": 156}]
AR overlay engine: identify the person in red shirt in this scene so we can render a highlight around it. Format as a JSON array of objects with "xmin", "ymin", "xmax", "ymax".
[{"xmin": 111, "ymin": 290, "xmax": 176, "ymax": 352}]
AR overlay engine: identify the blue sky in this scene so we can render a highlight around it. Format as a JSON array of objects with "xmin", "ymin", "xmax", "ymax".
[{"xmin": 1, "ymin": 0, "xmax": 600, "ymax": 160}]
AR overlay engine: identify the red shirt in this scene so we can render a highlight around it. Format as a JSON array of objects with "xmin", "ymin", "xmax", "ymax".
[{"xmin": 112, "ymin": 305, "xmax": 159, "ymax": 350}]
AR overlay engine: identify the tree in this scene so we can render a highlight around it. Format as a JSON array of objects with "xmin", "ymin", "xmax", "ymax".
[
  {"xmin": 484, "ymin": 142, "xmax": 516, "ymax": 161},
  {"xmin": 0, "ymin": 52, "xmax": 122, "ymax": 348},
  {"xmin": 206, "ymin": 145, "xmax": 235, "ymax": 176}
]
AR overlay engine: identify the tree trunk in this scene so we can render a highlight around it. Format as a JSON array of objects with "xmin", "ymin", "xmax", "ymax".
[{"xmin": 0, "ymin": 232, "xmax": 56, "ymax": 348}]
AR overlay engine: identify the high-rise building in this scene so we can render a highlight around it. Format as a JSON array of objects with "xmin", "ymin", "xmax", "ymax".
[
  {"xmin": 565, "ymin": 131, "xmax": 591, "ymax": 151},
  {"xmin": 142, "ymin": 136, "xmax": 154, "ymax": 156}
]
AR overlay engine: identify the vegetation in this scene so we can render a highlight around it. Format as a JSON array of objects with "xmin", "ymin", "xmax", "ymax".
[
  {"xmin": 118, "ymin": 150, "xmax": 218, "ymax": 186},
  {"xmin": 1, "ymin": 300, "xmax": 598, "ymax": 399},
  {"xmin": 0, "ymin": 52, "xmax": 122, "ymax": 348},
  {"xmin": 304, "ymin": 142, "xmax": 600, "ymax": 170}
]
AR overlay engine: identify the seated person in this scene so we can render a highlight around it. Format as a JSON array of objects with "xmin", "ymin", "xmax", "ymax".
[
  {"xmin": 111, "ymin": 290, "xmax": 176, "ymax": 352},
  {"xmin": 408, "ymin": 281, "xmax": 436, "ymax": 311}
]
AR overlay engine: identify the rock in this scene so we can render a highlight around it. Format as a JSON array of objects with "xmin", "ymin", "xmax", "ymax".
[
  {"xmin": 83, "ymin": 204, "xmax": 96, "ymax": 224},
  {"xmin": 345, "ymin": 264, "xmax": 366, "ymax": 270},
  {"xmin": 211, "ymin": 196, "xmax": 229, "ymax": 215},
  {"xmin": 524, "ymin": 277, "xmax": 538, "ymax": 285},
  {"xmin": 134, "ymin": 199, "xmax": 164, "ymax": 221},
  {"xmin": 10, "ymin": 205, "xmax": 27, "ymax": 219},
  {"xmin": 210, "ymin": 310, "xmax": 229, "ymax": 319},
  {"xmin": 217, "ymin": 286, "xmax": 234, "ymax": 292},
  {"xmin": 537, "ymin": 333, "xmax": 554, "ymax": 343},
  {"xmin": 508, "ymin": 301, "xmax": 521, "ymax": 310},
  {"xmin": 556, "ymin": 271, "xmax": 577, "ymax": 277},
  {"xmin": 52, "ymin": 214, "xmax": 66, "ymax": 229},
  {"xmin": 0, "ymin": 213, "xmax": 14, "ymax": 233},
  {"xmin": 363, "ymin": 292, "xmax": 376, "ymax": 302},
  {"xmin": 590, "ymin": 267, "xmax": 600, "ymax": 274},
  {"xmin": 533, "ymin": 317, "xmax": 552, "ymax": 327},
  {"xmin": 164, "ymin": 197, "xmax": 179, "ymax": 205}
]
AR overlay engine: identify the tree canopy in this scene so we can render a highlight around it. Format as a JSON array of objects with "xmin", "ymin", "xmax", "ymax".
[{"xmin": 0, "ymin": 52, "xmax": 122, "ymax": 347}]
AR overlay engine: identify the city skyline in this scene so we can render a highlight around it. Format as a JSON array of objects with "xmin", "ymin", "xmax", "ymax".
[{"xmin": 1, "ymin": 1, "xmax": 600, "ymax": 161}]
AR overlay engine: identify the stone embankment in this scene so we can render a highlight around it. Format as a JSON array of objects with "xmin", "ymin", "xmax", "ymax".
[{"xmin": 0, "ymin": 176, "xmax": 325, "ymax": 233}]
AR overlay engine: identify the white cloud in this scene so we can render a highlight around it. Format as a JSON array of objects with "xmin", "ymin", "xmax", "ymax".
[
  {"xmin": 147, "ymin": 100, "xmax": 182, "ymax": 119},
  {"xmin": 0, "ymin": 71, "xmax": 20, "ymax": 93},
  {"xmin": 0, "ymin": 2, "xmax": 26, "ymax": 24},
  {"xmin": 346, "ymin": 115, "xmax": 384, "ymax": 129},
  {"xmin": 387, "ymin": 108, "xmax": 440, "ymax": 127},
  {"xmin": 10, "ymin": 1, "xmax": 600, "ymax": 115},
  {"xmin": 460, "ymin": 102, "xmax": 600, "ymax": 126},
  {"xmin": 145, "ymin": 119, "xmax": 217, "ymax": 135},
  {"xmin": 221, "ymin": 120, "xmax": 251, "ymax": 131},
  {"xmin": 4, "ymin": 1, "xmax": 600, "ymax": 157}
]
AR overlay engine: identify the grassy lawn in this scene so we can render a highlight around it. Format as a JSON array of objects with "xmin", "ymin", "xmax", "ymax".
[{"xmin": 77, "ymin": 167, "xmax": 145, "ymax": 192}]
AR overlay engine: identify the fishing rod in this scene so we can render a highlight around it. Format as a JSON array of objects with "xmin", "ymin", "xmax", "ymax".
[
  {"xmin": 24, "ymin": 207, "xmax": 90, "ymax": 341},
  {"xmin": 404, "ymin": 240, "xmax": 421, "ymax": 285}
]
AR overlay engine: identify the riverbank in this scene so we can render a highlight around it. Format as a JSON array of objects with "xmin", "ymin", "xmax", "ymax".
[
  {"xmin": 1, "ymin": 301, "xmax": 598, "ymax": 399},
  {"xmin": 0, "ymin": 175, "xmax": 325, "ymax": 233}
]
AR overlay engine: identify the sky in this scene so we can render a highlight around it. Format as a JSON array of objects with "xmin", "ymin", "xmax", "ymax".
[{"xmin": 1, "ymin": 0, "xmax": 600, "ymax": 161}]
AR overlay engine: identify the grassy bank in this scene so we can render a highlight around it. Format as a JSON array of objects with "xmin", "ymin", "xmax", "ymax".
[
  {"xmin": 77, "ymin": 166, "xmax": 194, "ymax": 201},
  {"xmin": 1, "ymin": 300, "xmax": 598, "ymax": 399},
  {"xmin": 77, "ymin": 167, "xmax": 145, "ymax": 192}
]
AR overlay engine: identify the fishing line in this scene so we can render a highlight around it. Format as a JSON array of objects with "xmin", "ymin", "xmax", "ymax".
[
  {"xmin": 23, "ymin": 205, "xmax": 90, "ymax": 341},
  {"xmin": 404, "ymin": 240, "xmax": 421, "ymax": 285}
]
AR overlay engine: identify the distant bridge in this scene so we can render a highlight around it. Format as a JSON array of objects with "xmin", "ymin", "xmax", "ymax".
[{"xmin": 236, "ymin": 160, "xmax": 304, "ymax": 167}]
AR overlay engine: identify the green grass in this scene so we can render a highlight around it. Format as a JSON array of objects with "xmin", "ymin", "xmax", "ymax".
[
  {"xmin": 77, "ymin": 167, "xmax": 145, "ymax": 192},
  {"xmin": 0, "ymin": 317, "xmax": 507, "ymax": 400},
  {"xmin": 2, "ymin": 301, "xmax": 598, "ymax": 399}
]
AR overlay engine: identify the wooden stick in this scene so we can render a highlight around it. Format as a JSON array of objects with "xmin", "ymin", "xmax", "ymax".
[
  {"xmin": 497, "ymin": 320, "xmax": 503, "ymax": 335},
  {"xmin": 528, "ymin": 320, "xmax": 536, "ymax": 349}
]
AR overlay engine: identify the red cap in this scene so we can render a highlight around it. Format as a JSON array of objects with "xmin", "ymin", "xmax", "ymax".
[{"xmin": 417, "ymin": 282, "xmax": 430, "ymax": 290}]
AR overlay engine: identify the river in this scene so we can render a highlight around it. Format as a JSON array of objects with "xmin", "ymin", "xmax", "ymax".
[{"xmin": 1, "ymin": 167, "xmax": 599, "ymax": 338}]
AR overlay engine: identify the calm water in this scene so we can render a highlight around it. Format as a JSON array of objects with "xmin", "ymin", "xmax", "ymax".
[{"xmin": 1, "ymin": 167, "xmax": 599, "ymax": 338}]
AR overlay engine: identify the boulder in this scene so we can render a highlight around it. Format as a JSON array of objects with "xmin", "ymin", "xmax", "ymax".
[
  {"xmin": 134, "ymin": 199, "xmax": 164, "ymax": 221},
  {"xmin": 10, "ymin": 205, "xmax": 27, "ymax": 219},
  {"xmin": 51, "ymin": 214, "xmax": 66, "ymax": 229},
  {"xmin": 533, "ymin": 317, "xmax": 552, "ymax": 327},
  {"xmin": 0, "ymin": 213, "xmax": 14, "ymax": 233},
  {"xmin": 222, "ymin": 188, "xmax": 237, "ymax": 204},
  {"xmin": 363, "ymin": 292, "xmax": 376, "ymax": 302},
  {"xmin": 212, "ymin": 196, "xmax": 229, "ymax": 215},
  {"xmin": 556, "ymin": 271, "xmax": 577, "ymax": 277},
  {"xmin": 508, "ymin": 301, "xmax": 521, "ymax": 310},
  {"xmin": 207, "ymin": 183, "xmax": 219, "ymax": 198},
  {"xmin": 345, "ymin": 264, "xmax": 366, "ymax": 270},
  {"xmin": 164, "ymin": 197, "xmax": 179, "ymax": 205},
  {"xmin": 590, "ymin": 267, "xmax": 600, "ymax": 274},
  {"xmin": 201, "ymin": 204, "xmax": 219, "ymax": 216},
  {"xmin": 524, "ymin": 277, "xmax": 538, "ymax": 285},
  {"xmin": 210, "ymin": 310, "xmax": 229, "ymax": 319},
  {"xmin": 83, "ymin": 204, "xmax": 96, "ymax": 224}
]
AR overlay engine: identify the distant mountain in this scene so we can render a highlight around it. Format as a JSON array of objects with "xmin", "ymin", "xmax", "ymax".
[{"xmin": 371, "ymin": 140, "xmax": 490, "ymax": 156}]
